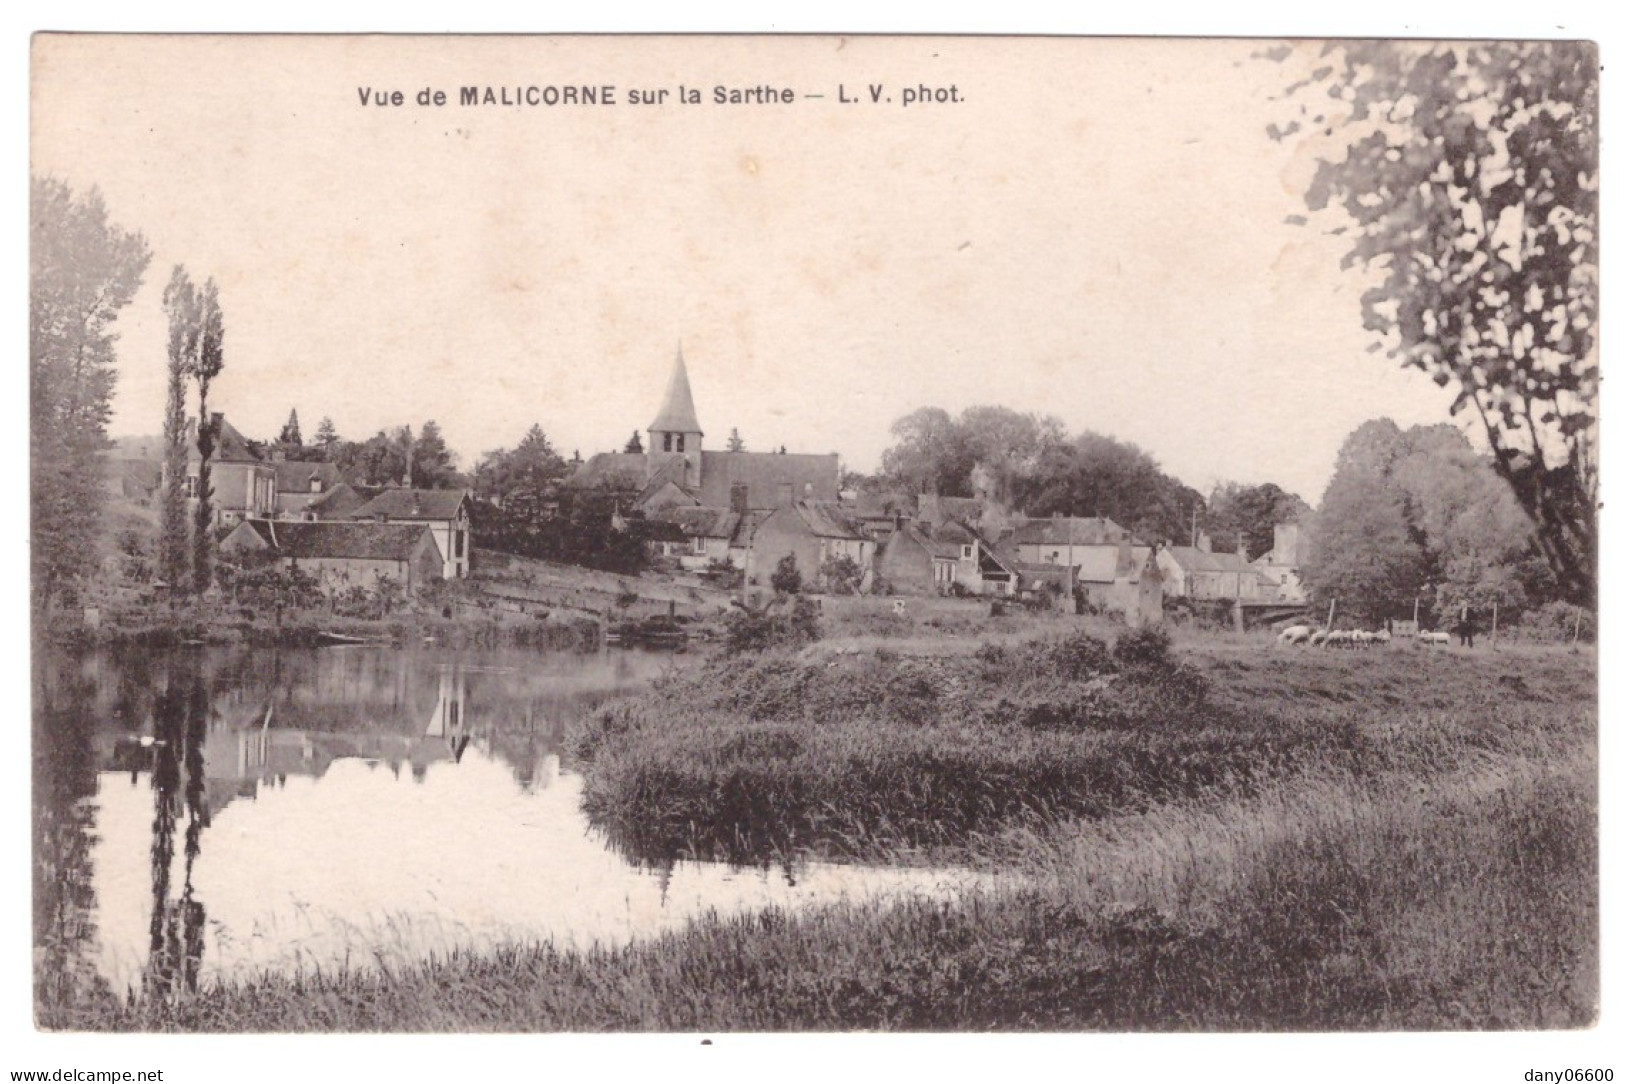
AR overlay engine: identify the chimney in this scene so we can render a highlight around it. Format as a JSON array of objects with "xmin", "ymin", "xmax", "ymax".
[
  {"xmin": 730, "ymin": 483, "xmax": 749, "ymax": 515},
  {"xmin": 1197, "ymin": 530, "xmax": 1212, "ymax": 553}
]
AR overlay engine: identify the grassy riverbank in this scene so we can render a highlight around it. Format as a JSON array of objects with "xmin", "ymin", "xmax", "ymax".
[{"xmin": 41, "ymin": 627, "xmax": 1597, "ymax": 1031}]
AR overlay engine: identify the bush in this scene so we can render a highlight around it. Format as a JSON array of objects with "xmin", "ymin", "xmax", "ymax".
[
  {"xmin": 771, "ymin": 555, "xmax": 803, "ymax": 596},
  {"xmin": 819, "ymin": 555, "xmax": 864, "ymax": 595},
  {"xmin": 723, "ymin": 596, "xmax": 822, "ymax": 654},
  {"xmin": 1510, "ymin": 600, "xmax": 1595, "ymax": 644},
  {"xmin": 1113, "ymin": 624, "xmax": 1173, "ymax": 667}
]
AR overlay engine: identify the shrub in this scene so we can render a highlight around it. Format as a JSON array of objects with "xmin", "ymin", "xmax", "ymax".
[
  {"xmin": 771, "ymin": 554, "xmax": 803, "ymax": 596},
  {"xmin": 1113, "ymin": 624, "xmax": 1173, "ymax": 667},
  {"xmin": 1511, "ymin": 600, "xmax": 1596, "ymax": 644},
  {"xmin": 819, "ymin": 555, "xmax": 863, "ymax": 596},
  {"xmin": 723, "ymin": 597, "xmax": 822, "ymax": 655}
]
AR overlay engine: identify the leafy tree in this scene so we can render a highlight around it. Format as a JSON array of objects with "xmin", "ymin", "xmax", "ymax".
[
  {"xmin": 159, "ymin": 266, "xmax": 193, "ymax": 589},
  {"xmin": 187, "ymin": 279, "xmax": 225, "ymax": 593},
  {"xmin": 336, "ymin": 429, "xmax": 408, "ymax": 487},
  {"xmin": 1303, "ymin": 418, "xmax": 1548, "ymax": 623},
  {"xmin": 1206, "ymin": 482, "xmax": 1311, "ymax": 560},
  {"xmin": 1018, "ymin": 431, "xmax": 1199, "ymax": 545},
  {"xmin": 881, "ymin": 406, "xmax": 972, "ymax": 495},
  {"xmin": 623, "ymin": 430, "xmax": 644, "ymax": 454},
  {"xmin": 475, "ymin": 424, "xmax": 569, "ymax": 505},
  {"xmin": 313, "ymin": 416, "xmax": 340, "ymax": 460},
  {"xmin": 1302, "ymin": 421, "xmax": 1428, "ymax": 622},
  {"xmin": 726, "ymin": 428, "xmax": 745, "ymax": 452},
  {"xmin": 411, "ymin": 419, "xmax": 457, "ymax": 488},
  {"xmin": 30, "ymin": 177, "xmax": 151, "ymax": 607},
  {"xmin": 1272, "ymin": 41, "xmax": 1597, "ymax": 602}
]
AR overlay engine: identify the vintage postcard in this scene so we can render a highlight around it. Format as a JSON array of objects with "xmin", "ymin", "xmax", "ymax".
[{"xmin": 26, "ymin": 30, "xmax": 1601, "ymax": 1071}]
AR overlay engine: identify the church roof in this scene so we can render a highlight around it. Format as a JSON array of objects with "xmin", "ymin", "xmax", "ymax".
[{"xmin": 649, "ymin": 348, "xmax": 704, "ymax": 435}]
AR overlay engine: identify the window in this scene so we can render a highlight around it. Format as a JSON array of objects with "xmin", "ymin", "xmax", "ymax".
[
  {"xmin": 663, "ymin": 432, "xmax": 673, "ymax": 452},
  {"xmin": 693, "ymin": 537, "xmax": 707, "ymax": 555},
  {"xmin": 960, "ymin": 544, "xmax": 975, "ymax": 560},
  {"xmin": 675, "ymin": 434, "xmax": 685, "ymax": 453},
  {"xmin": 310, "ymin": 476, "xmax": 323, "ymax": 493}
]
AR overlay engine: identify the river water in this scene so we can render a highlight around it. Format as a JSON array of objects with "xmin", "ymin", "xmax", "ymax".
[{"xmin": 33, "ymin": 643, "xmax": 973, "ymax": 1000}]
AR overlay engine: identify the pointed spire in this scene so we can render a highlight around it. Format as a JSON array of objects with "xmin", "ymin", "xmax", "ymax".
[{"xmin": 649, "ymin": 344, "xmax": 703, "ymax": 436}]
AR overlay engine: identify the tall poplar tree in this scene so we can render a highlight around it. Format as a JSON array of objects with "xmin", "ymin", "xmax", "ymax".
[
  {"xmin": 159, "ymin": 267, "xmax": 197, "ymax": 589},
  {"xmin": 189, "ymin": 280, "xmax": 225, "ymax": 594}
]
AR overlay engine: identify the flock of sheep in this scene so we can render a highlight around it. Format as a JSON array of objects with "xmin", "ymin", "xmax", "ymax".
[{"xmin": 1275, "ymin": 624, "xmax": 1453, "ymax": 648}]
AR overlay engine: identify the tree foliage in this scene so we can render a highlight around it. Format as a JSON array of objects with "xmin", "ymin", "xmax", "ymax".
[
  {"xmin": 879, "ymin": 404, "xmax": 1203, "ymax": 543},
  {"xmin": 1302, "ymin": 418, "xmax": 1549, "ymax": 623},
  {"xmin": 158, "ymin": 267, "xmax": 192, "ymax": 589},
  {"xmin": 1206, "ymin": 482, "xmax": 1311, "ymax": 560},
  {"xmin": 410, "ymin": 419, "xmax": 457, "ymax": 489},
  {"xmin": 312, "ymin": 417, "xmax": 340, "ymax": 460},
  {"xmin": 622, "ymin": 430, "xmax": 644, "ymax": 454},
  {"xmin": 185, "ymin": 278, "xmax": 225, "ymax": 594},
  {"xmin": 30, "ymin": 177, "xmax": 151, "ymax": 606},
  {"xmin": 1272, "ymin": 41, "xmax": 1597, "ymax": 602},
  {"xmin": 474, "ymin": 424, "xmax": 569, "ymax": 506}
]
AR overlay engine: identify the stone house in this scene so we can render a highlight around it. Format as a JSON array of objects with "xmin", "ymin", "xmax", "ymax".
[
  {"xmin": 745, "ymin": 500, "xmax": 874, "ymax": 591},
  {"xmin": 347, "ymin": 488, "xmax": 473, "ymax": 579},
  {"xmin": 220, "ymin": 519, "xmax": 444, "ymax": 594},
  {"xmin": 1251, "ymin": 522, "xmax": 1309, "ymax": 603},
  {"xmin": 1157, "ymin": 535, "xmax": 1266, "ymax": 601},
  {"xmin": 184, "ymin": 414, "xmax": 278, "ymax": 526},
  {"xmin": 272, "ymin": 459, "xmax": 346, "ymax": 519}
]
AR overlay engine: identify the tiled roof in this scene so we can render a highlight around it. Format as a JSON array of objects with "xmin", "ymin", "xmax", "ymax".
[
  {"xmin": 693, "ymin": 451, "xmax": 839, "ymax": 508},
  {"xmin": 187, "ymin": 416, "xmax": 262, "ymax": 464},
  {"xmin": 1163, "ymin": 546, "xmax": 1255, "ymax": 574},
  {"xmin": 303, "ymin": 482, "xmax": 378, "ymax": 520},
  {"xmin": 897, "ymin": 525, "xmax": 963, "ymax": 561},
  {"xmin": 569, "ymin": 452, "xmax": 650, "ymax": 490},
  {"xmin": 272, "ymin": 459, "xmax": 343, "ymax": 492},
  {"xmin": 1070, "ymin": 547, "xmax": 1123, "ymax": 584},
  {"xmin": 796, "ymin": 500, "xmax": 866, "ymax": 540},
  {"xmin": 350, "ymin": 488, "xmax": 469, "ymax": 522},
  {"xmin": 660, "ymin": 506, "xmax": 744, "ymax": 540},
  {"xmin": 238, "ymin": 520, "xmax": 439, "ymax": 562},
  {"xmin": 1006, "ymin": 516, "xmax": 1131, "ymax": 547}
]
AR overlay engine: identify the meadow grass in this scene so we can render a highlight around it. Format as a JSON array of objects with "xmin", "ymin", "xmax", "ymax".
[{"xmin": 40, "ymin": 628, "xmax": 1597, "ymax": 1031}]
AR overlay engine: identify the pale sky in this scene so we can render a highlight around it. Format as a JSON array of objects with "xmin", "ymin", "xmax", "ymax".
[{"xmin": 31, "ymin": 34, "xmax": 1464, "ymax": 505}]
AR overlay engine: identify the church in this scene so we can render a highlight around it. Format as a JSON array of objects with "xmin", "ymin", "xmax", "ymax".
[{"xmin": 569, "ymin": 347, "xmax": 841, "ymax": 514}]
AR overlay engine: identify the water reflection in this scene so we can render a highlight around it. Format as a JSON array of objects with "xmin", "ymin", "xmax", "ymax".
[{"xmin": 35, "ymin": 645, "xmax": 976, "ymax": 1000}]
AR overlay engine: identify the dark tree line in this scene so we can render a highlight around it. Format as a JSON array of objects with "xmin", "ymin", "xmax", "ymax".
[
  {"xmin": 471, "ymin": 483, "xmax": 648, "ymax": 575},
  {"xmin": 879, "ymin": 404, "xmax": 1241, "ymax": 546}
]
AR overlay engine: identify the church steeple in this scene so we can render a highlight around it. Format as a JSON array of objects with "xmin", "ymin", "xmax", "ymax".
[
  {"xmin": 649, "ymin": 344, "xmax": 703, "ymax": 436},
  {"xmin": 648, "ymin": 344, "xmax": 704, "ymax": 485}
]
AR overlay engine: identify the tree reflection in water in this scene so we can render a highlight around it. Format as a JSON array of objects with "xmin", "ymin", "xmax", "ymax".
[{"xmin": 143, "ymin": 659, "xmax": 210, "ymax": 1001}]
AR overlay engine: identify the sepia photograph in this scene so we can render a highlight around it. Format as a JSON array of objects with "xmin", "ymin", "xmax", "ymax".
[{"xmin": 23, "ymin": 26, "xmax": 1603, "ymax": 1065}]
